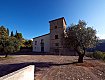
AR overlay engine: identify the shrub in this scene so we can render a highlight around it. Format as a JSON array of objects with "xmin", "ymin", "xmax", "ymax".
[
  {"xmin": 93, "ymin": 51, "xmax": 105, "ymax": 60},
  {"xmin": 102, "ymin": 53, "xmax": 105, "ymax": 60}
]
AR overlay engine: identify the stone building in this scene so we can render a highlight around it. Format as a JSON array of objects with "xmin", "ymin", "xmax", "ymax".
[{"xmin": 33, "ymin": 17, "xmax": 67, "ymax": 54}]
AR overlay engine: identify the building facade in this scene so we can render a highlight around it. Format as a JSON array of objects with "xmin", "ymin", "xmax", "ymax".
[
  {"xmin": 33, "ymin": 17, "xmax": 67, "ymax": 54},
  {"xmin": 33, "ymin": 33, "xmax": 50, "ymax": 52}
]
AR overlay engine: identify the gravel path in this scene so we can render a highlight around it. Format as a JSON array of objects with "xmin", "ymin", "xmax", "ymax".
[{"xmin": 0, "ymin": 55, "xmax": 105, "ymax": 80}]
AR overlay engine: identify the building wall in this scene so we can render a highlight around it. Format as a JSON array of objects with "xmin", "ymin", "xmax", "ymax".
[
  {"xmin": 33, "ymin": 17, "xmax": 68, "ymax": 54},
  {"xmin": 33, "ymin": 34, "xmax": 50, "ymax": 52},
  {"xmin": 49, "ymin": 18, "xmax": 66, "ymax": 53}
]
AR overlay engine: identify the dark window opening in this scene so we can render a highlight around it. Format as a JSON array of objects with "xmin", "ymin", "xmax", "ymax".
[
  {"xmin": 55, "ymin": 26, "xmax": 57, "ymax": 29},
  {"xmin": 41, "ymin": 47, "xmax": 44, "ymax": 52},
  {"xmin": 55, "ymin": 35, "xmax": 58, "ymax": 39},
  {"xmin": 41, "ymin": 39, "xmax": 44, "ymax": 47},
  {"xmin": 35, "ymin": 41, "xmax": 37, "ymax": 45},
  {"xmin": 55, "ymin": 43, "xmax": 59, "ymax": 46}
]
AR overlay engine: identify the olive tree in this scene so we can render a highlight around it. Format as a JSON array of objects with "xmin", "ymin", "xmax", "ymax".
[
  {"xmin": 4, "ymin": 37, "xmax": 21, "ymax": 57},
  {"xmin": 0, "ymin": 26, "xmax": 21, "ymax": 57},
  {"xmin": 62, "ymin": 20, "xmax": 98, "ymax": 63}
]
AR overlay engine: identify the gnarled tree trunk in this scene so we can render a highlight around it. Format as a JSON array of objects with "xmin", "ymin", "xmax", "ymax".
[
  {"xmin": 5, "ymin": 53, "xmax": 8, "ymax": 58},
  {"xmin": 75, "ymin": 47, "xmax": 85, "ymax": 63},
  {"xmin": 78, "ymin": 54, "xmax": 84, "ymax": 63}
]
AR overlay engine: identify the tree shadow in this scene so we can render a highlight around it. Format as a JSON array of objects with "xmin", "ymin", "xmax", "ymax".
[
  {"xmin": 0, "ymin": 51, "xmax": 78, "ymax": 56},
  {"xmin": 0, "ymin": 61, "xmax": 78, "ymax": 77}
]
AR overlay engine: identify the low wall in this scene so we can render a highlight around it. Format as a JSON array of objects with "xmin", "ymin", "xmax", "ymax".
[{"xmin": 0, "ymin": 65, "xmax": 34, "ymax": 80}]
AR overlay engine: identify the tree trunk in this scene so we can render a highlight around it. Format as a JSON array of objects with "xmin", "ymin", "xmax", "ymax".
[
  {"xmin": 78, "ymin": 54, "xmax": 84, "ymax": 63},
  {"xmin": 5, "ymin": 53, "xmax": 8, "ymax": 58},
  {"xmin": 78, "ymin": 48, "xmax": 85, "ymax": 63},
  {"xmin": 75, "ymin": 47, "xmax": 85, "ymax": 63}
]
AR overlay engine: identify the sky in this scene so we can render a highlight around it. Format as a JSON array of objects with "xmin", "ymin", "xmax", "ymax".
[{"xmin": 0, "ymin": 0, "xmax": 105, "ymax": 39}]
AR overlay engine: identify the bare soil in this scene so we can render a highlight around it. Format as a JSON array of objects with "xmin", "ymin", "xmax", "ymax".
[{"xmin": 0, "ymin": 54, "xmax": 105, "ymax": 80}]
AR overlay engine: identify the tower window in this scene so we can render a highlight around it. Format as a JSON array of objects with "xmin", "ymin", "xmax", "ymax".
[
  {"xmin": 55, "ymin": 43, "xmax": 59, "ymax": 46},
  {"xmin": 35, "ymin": 41, "xmax": 37, "ymax": 45},
  {"xmin": 55, "ymin": 26, "xmax": 57, "ymax": 29},
  {"xmin": 55, "ymin": 35, "xmax": 58, "ymax": 39}
]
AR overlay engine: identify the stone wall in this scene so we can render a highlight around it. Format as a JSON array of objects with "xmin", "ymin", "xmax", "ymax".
[
  {"xmin": 0, "ymin": 65, "xmax": 34, "ymax": 80},
  {"xmin": 49, "ymin": 17, "xmax": 66, "ymax": 53}
]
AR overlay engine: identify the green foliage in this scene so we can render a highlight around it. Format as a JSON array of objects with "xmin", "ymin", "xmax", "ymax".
[
  {"xmin": 7, "ymin": 28, "xmax": 9, "ymax": 36},
  {"xmin": 62, "ymin": 20, "xmax": 98, "ymax": 62},
  {"xmin": 93, "ymin": 51, "xmax": 105, "ymax": 60},
  {"xmin": 62, "ymin": 20, "xmax": 98, "ymax": 50},
  {"xmin": 10, "ymin": 31, "xmax": 14, "ymax": 37},
  {"xmin": 86, "ymin": 51, "xmax": 105, "ymax": 61},
  {"xmin": 23, "ymin": 40, "xmax": 32, "ymax": 47},
  {"xmin": 0, "ymin": 26, "xmax": 8, "ymax": 38},
  {"xmin": 5, "ymin": 37, "xmax": 21, "ymax": 53},
  {"xmin": 0, "ymin": 26, "xmax": 9, "ymax": 52},
  {"xmin": 15, "ymin": 33, "xmax": 23, "ymax": 39},
  {"xmin": 0, "ymin": 26, "xmax": 21, "ymax": 57}
]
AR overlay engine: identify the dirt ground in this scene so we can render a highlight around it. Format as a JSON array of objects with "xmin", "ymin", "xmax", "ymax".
[{"xmin": 0, "ymin": 55, "xmax": 105, "ymax": 80}]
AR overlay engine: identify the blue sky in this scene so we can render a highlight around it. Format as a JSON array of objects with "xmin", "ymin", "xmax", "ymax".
[{"xmin": 0, "ymin": 0, "xmax": 105, "ymax": 39}]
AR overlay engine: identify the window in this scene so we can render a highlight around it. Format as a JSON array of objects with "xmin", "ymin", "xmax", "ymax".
[
  {"xmin": 55, "ymin": 35, "xmax": 58, "ymax": 39},
  {"xmin": 55, "ymin": 26, "xmax": 57, "ymax": 29},
  {"xmin": 34, "ymin": 47, "xmax": 36, "ymax": 49},
  {"xmin": 41, "ymin": 39, "xmax": 44, "ymax": 43},
  {"xmin": 55, "ymin": 49, "xmax": 59, "ymax": 53},
  {"xmin": 35, "ymin": 41, "xmax": 37, "ymax": 45},
  {"xmin": 55, "ymin": 43, "xmax": 59, "ymax": 46},
  {"xmin": 41, "ymin": 39, "xmax": 44, "ymax": 47}
]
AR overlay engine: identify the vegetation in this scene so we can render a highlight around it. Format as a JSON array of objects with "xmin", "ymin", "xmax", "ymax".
[
  {"xmin": 0, "ymin": 25, "xmax": 33, "ymax": 57},
  {"xmin": 86, "ymin": 51, "xmax": 105, "ymax": 61},
  {"xmin": 23, "ymin": 40, "xmax": 32, "ymax": 47},
  {"xmin": 0, "ymin": 26, "xmax": 21, "ymax": 57},
  {"xmin": 10, "ymin": 31, "xmax": 14, "ymax": 37},
  {"xmin": 93, "ymin": 51, "xmax": 105, "ymax": 60},
  {"xmin": 14, "ymin": 30, "xmax": 32, "ymax": 48},
  {"xmin": 15, "ymin": 32, "xmax": 23, "ymax": 39},
  {"xmin": 62, "ymin": 20, "xmax": 98, "ymax": 63}
]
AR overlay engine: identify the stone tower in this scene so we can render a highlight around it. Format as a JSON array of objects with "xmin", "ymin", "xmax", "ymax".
[{"xmin": 49, "ymin": 17, "xmax": 66, "ymax": 54}]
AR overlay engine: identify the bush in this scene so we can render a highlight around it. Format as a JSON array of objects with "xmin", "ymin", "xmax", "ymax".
[
  {"xmin": 102, "ymin": 53, "xmax": 105, "ymax": 60},
  {"xmin": 93, "ymin": 51, "xmax": 105, "ymax": 60}
]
